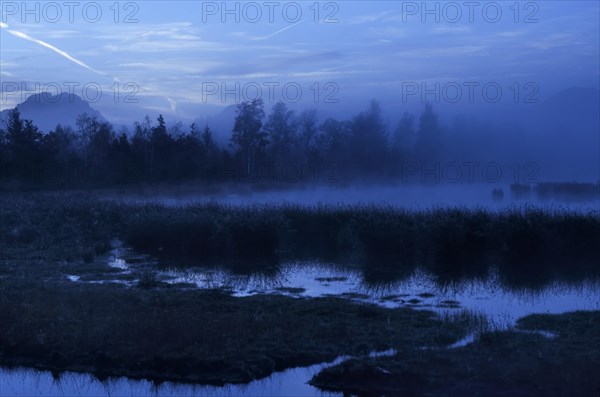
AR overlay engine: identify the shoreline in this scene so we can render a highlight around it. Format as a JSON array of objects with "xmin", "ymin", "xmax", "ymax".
[
  {"xmin": 1, "ymin": 192, "xmax": 599, "ymax": 395},
  {"xmin": 0, "ymin": 281, "xmax": 472, "ymax": 387}
]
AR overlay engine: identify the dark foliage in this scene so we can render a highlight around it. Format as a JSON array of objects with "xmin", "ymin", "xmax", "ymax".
[{"xmin": 0, "ymin": 100, "xmax": 437, "ymax": 188}]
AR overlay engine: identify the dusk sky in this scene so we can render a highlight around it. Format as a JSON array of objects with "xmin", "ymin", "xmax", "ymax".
[{"xmin": 1, "ymin": 1, "xmax": 599, "ymax": 124}]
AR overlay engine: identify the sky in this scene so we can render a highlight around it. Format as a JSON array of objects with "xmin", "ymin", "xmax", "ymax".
[{"xmin": 1, "ymin": 1, "xmax": 599, "ymax": 124}]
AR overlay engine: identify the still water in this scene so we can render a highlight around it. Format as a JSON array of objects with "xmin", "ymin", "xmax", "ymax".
[
  {"xmin": 3, "ymin": 261, "xmax": 598, "ymax": 397},
  {"xmin": 98, "ymin": 243, "xmax": 600, "ymax": 327},
  {"xmin": 5, "ymin": 249, "xmax": 596, "ymax": 396},
  {"xmin": 158, "ymin": 263, "xmax": 600, "ymax": 326},
  {"xmin": 3, "ymin": 185, "xmax": 599, "ymax": 396},
  {"xmin": 0, "ymin": 358, "xmax": 342, "ymax": 397}
]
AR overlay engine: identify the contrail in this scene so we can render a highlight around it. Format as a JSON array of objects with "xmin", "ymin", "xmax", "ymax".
[
  {"xmin": 0, "ymin": 22, "xmax": 104, "ymax": 76},
  {"xmin": 252, "ymin": 21, "xmax": 303, "ymax": 41},
  {"xmin": 1, "ymin": 21, "xmax": 178, "ymax": 116}
]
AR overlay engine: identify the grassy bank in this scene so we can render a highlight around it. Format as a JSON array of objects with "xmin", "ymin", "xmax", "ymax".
[
  {"xmin": 122, "ymin": 201, "xmax": 600, "ymax": 267},
  {"xmin": 0, "ymin": 280, "xmax": 471, "ymax": 384},
  {"xmin": 310, "ymin": 311, "xmax": 600, "ymax": 397},
  {"xmin": 1, "ymin": 193, "xmax": 599, "ymax": 391},
  {"xmin": 1, "ymin": 193, "xmax": 599, "ymax": 285}
]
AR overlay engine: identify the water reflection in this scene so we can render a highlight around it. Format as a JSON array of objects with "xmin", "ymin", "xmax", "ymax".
[
  {"xmin": 1, "ymin": 356, "xmax": 346, "ymax": 397},
  {"xmin": 67, "ymin": 243, "xmax": 600, "ymax": 328},
  {"xmin": 48, "ymin": 238, "xmax": 600, "ymax": 397},
  {"xmin": 156, "ymin": 262, "xmax": 600, "ymax": 327},
  {"xmin": 4, "ymin": 264, "xmax": 598, "ymax": 397},
  {"xmin": 8, "ymin": 261, "xmax": 600, "ymax": 397}
]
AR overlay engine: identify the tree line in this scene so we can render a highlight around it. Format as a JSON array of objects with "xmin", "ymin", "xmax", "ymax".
[{"xmin": 0, "ymin": 99, "xmax": 443, "ymax": 187}]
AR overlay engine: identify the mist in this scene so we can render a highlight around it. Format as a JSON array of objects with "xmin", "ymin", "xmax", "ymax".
[{"xmin": 1, "ymin": 2, "xmax": 599, "ymax": 397}]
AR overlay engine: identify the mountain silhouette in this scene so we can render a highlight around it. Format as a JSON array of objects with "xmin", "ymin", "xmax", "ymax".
[
  {"xmin": 194, "ymin": 104, "xmax": 237, "ymax": 146},
  {"xmin": 0, "ymin": 92, "xmax": 107, "ymax": 133}
]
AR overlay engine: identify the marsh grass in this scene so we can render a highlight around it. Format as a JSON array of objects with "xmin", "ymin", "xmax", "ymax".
[
  {"xmin": 310, "ymin": 311, "xmax": 600, "ymax": 397},
  {"xmin": 0, "ymin": 280, "xmax": 472, "ymax": 385},
  {"xmin": 1, "ymin": 193, "xmax": 599, "ymax": 390},
  {"xmin": 0, "ymin": 193, "xmax": 118, "ymax": 262},
  {"xmin": 2, "ymin": 193, "xmax": 599, "ymax": 286},
  {"xmin": 137, "ymin": 270, "xmax": 159, "ymax": 289},
  {"xmin": 121, "ymin": 202, "xmax": 600, "ymax": 285}
]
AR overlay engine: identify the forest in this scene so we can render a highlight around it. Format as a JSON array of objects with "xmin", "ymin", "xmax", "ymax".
[{"xmin": 0, "ymin": 99, "xmax": 456, "ymax": 187}]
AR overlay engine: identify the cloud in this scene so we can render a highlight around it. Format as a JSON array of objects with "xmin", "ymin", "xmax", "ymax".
[
  {"xmin": 88, "ymin": 22, "xmax": 223, "ymax": 53},
  {"xmin": 528, "ymin": 34, "xmax": 575, "ymax": 50},
  {"xmin": 432, "ymin": 26, "xmax": 471, "ymax": 34},
  {"xmin": 101, "ymin": 40, "xmax": 216, "ymax": 53},
  {"xmin": 347, "ymin": 11, "xmax": 394, "ymax": 24},
  {"xmin": 393, "ymin": 45, "xmax": 488, "ymax": 58},
  {"xmin": 497, "ymin": 30, "xmax": 527, "ymax": 38},
  {"xmin": 115, "ymin": 60, "xmax": 223, "ymax": 74},
  {"xmin": 166, "ymin": 97, "xmax": 177, "ymax": 113},
  {"xmin": 368, "ymin": 27, "xmax": 407, "ymax": 39}
]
